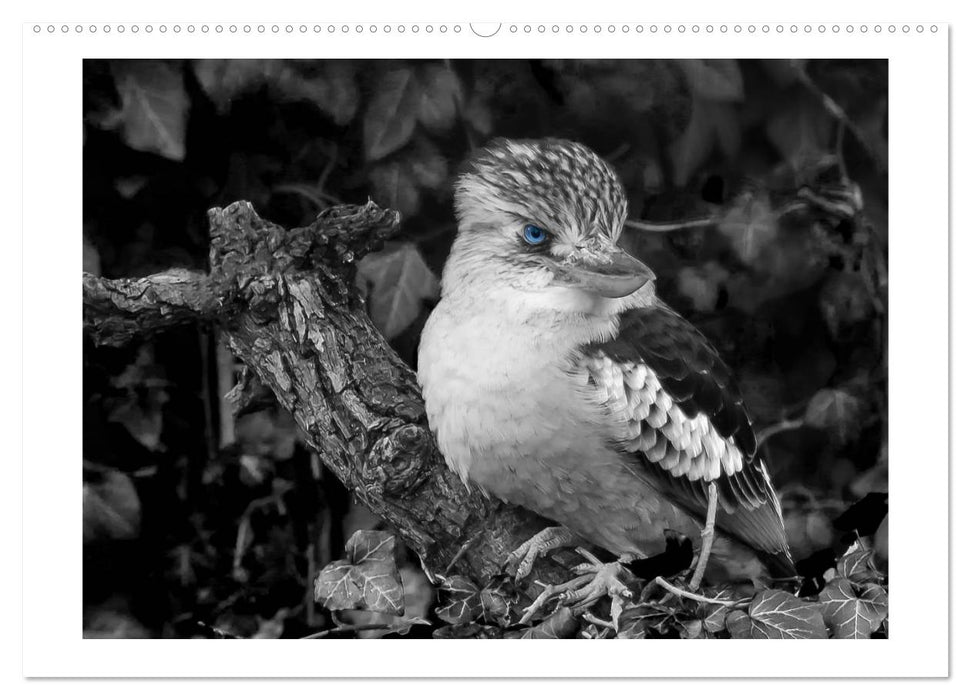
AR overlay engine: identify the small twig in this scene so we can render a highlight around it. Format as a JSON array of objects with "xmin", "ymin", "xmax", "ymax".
[
  {"xmin": 653, "ymin": 577, "xmax": 748, "ymax": 608},
  {"xmin": 792, "ymin": 61, "xmax": 885, "ymax": 172},
  {"xmin": 625, "ymin": 217, "xmax": 718, "ymax": 234},
  {"xmin": 689, "ymin": 482, "xmax": 719, "ymax": 590},
  {"xmin": 757, "ymin": 417, "xmax": 805, "ymax": 445},
  {"xmin": 605, "ymin": 142, "xmax": 631, "ymax": 162},
  {"xmin": 443, "ymin": 534, "xmax": 479, "ymax": 576},
  {"xmin": 272, "ymin": 183, "xmax": 342, "ymax": 210},
  {"xmin": 834, "ymin": 119, "xmax": 848, "ymax": 181},
  {"xmin": 304, "ymin": 530, "xmax": 317, "ymax": 628},
  {"xmin": 315, "ymin": 141, "xmax": 339, "ymax": 191}
]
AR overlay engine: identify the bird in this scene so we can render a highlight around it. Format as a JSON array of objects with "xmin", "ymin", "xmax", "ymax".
[{"xmin": 417, "ymin": 138, "xmax": 793, "ymax": 602}]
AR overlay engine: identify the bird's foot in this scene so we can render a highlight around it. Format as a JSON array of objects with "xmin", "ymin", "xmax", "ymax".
[
  {"xmin": 561, "ymin": 548, "xmax": 634, "ymax": 609},
  {"xmin": 518, "ymin": 548, "xmax": 634, "ymax": 626},
  {"xmin": 505, "ymin": 526, "xmax": 578, "ymax": 583}
]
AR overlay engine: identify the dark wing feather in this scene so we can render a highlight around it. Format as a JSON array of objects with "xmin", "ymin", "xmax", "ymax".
[{"xmin": 586, "ymin": 303, "xmax": 791, "ymax": 565}]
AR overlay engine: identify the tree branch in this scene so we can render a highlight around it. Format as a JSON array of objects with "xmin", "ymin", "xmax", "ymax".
[{"xmin": 82, "ymin": 200, "xmax": 558, "ymax": 592}]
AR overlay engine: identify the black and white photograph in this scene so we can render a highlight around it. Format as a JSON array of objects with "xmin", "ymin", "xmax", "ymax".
[{"xmin": 80, "ymin": 56, "xmax": 891, "ymax": 641}]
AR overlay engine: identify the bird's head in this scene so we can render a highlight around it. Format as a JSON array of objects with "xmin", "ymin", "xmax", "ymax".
[{"xmin": 444, "ymin": 138, "xmax": 655, "ymax": 315}]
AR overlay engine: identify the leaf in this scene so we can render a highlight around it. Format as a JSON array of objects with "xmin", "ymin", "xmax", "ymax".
[
  {"xmin": 433, "ymin": 622, "xmax": 504, "ymax": 639},
  {"xmin": 313, "ymin": 530, "xmax": 404, "ymax": 616},
  {"xmin": 511, "ymin": 607, "xmax": 580, "ymax": 639},
  {"xmin": 83, "ymin": 234, "xmax": 101, "ymax": 276},
  {"xmin": 368, "ymin": 161, "xmax": 421, "ymax": 219},
  {"xmin": 718, "ymin": 193, "xmax": 778, "ymax": 265},
  {"xmin": 701, "ymin": 604, "xmax": 729, "ymax": 635},
  {"xmin": 766, "ymin": 94, "xmax": 832, "ymax": 176},
  {"xmin": 804, "ymin": 388, "xmax": 864, "ymax": 446},
  {"xmin": 819, "ymin": 271, "xmax": 873, "ymax": 339},
  {"xmin": 314, "ymin": 561, "xmax": 363, "ymax": 611},
  {"xmin": 478, "ymin": 588, "xmax": 513, "ymax": 626},
  {"xmin": 303, "ymin": 62, "xmax": 360, "ymax": 125},
  {"xmin": 409, "ymin": 140, "xmax": 449, "ymax": 189},
  {"xmin": 670, "ymin": 97, "xmax": 740, "ymax": 186},
  {"xmin": 461, "ymin": 92, "xmax": 493, "ymax": 135},
  {"xmin": 368, "ymin": 140, "xmax": 449, "ymax": 219},
  {"xmin": 356, "ymin": 242, "xmax": 439, "ymax": 339},
  {"xmin": 193, "ymin": 60, "xmax": 360, "ymax": 124},
  {"xmin": 83, "ymin": 468, "xmax": 141, "ymax": 543},
  {"xmin": 819, "ymin": 577, "xmax": 888, "ymax": 639},
  {"xmin": 679, "ymin": 619, "xmax": 704, "ymax": 639},
  {"xmin": 678, "ymin": 59, "xmax": 744, "ymax": 101},
  {"xmin": 726, "ymin": 609, "xmax": 754, "ymax": 639},
  {"xmin": 761, "ymin": 59, "xmax": 808, "ymax": 88},
  {"xmin": 733, "ymin": 590, "xmax": 828, "ymax": 639},
  {"xmin": 617, "ymin": 602, "xmax": 678, "ymax": 639},
  {"xmin": 434, "ymin": 575, "xmax": 483, "ymax": 625},
  {"xmin": 363, "ymin": 68, "xmax": 421, "ymax": 161},
  {"xmin": 677, "ymin": 263, "xmax": 728, "ymax": 312},
  {"xmin": 836, "ymin": 543, "xmax": 882, "ymax": 584},
  {"xmin": 112, "ymin": 60, "xmax": 189, "ymax": 161},
  {"xmin": 417, "ymin": 64, "xmax": 463, "ymax": 131},
  {"xmin": 346, "ymin": 530, "xmax": 405, "ymax": 615}
]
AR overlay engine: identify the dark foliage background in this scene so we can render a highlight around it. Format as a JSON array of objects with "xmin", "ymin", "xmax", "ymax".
[{"xmin": 82, "ymin": 58, "xmax": 888, "ymax": 639}]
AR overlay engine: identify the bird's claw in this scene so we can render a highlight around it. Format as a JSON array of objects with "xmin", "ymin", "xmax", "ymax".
[
  {"xmin": 505, "ymin": 526, "xmax": 577, "ymax": 583},
  {"xmin": 562, "ymin": 559, "xmax": 633, "ymax": 610},
  {"xmin": 518, "ymin": 549, "xmax": 634, "ymax": 626}
]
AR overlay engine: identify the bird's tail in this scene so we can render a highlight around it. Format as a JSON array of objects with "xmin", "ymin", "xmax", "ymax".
[{"xmin": 758, "ymin": 548, "xmax": 799, "ymax": 582}]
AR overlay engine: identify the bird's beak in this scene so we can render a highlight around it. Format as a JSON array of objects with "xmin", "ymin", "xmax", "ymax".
[{"xmin": 548, "ymin": 247, "xmax": 655, "ymax": 299}]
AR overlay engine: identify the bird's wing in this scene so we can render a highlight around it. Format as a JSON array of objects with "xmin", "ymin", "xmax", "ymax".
[{"xmin": 580, "ymin": 303, "xmax": 791, "ymax": 561}]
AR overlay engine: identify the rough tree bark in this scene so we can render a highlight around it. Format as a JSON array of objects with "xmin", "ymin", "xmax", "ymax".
[{"xmin": 83, "ymin": 200, "xmax": 564, "ymax": 591}]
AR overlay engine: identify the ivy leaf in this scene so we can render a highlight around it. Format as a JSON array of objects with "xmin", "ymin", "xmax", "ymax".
[
  {"xmin": 314, "ymin": 561, "xmax": 362, "ymax": 612},
  {"xmin": 617, "ymin": 602, "xmax": 678, "ymax": 639},
  {"xmin": 511, "ymin": 607, "xmax": 580, "ymax": 639},
  {"xmin": 819, "ymin": 577, "xmax": 888, "ymax": 639},
  {"xmin": 730, "ymin": 590, "xmax": 828, "ymax": 639},
  {"xmin": 669, "ymin": 97, "xmax": 740, "ymax": 186},
  {"xmin": 301, "ymin": 61, "xmax": 360, "ymax": 125},
  {"xmin": 112, "ymin": 60, "xmax": 189, "ymax": 161},
  {"xmin": 314, "ymin": 530, "xmax": 404, "ymax": 616},
  {"xmin": 819, "ymin": 271, "xmax": 873, "ymax": 339},
  {"xmin": 83, "ymin": 468, "xmax": 142, "ymax": 543},
  {"xmin": 677, "ymin": 263, "xmax": 729, "ymax": 312},
  {"xmin": 433, "ymin": 622, "xmax": 504, "ymax": 639},
  {"xmin": 368, "ymin": 140, "xmax": 448, "ymax": 219},
  {"xmin": 368, "ymin": 161, "xmax": 421, "ymax": 220},
  {"xmin": 417, "ymin": 64, "xmax": 463, "ymax": 131},
  {"xmin": 726, "ymin": 609, "xmax": 754, "ymax": 639},
  {"xmin": 194, "ymin": 60, "xmax": 360, "ymax": 124},
  {"xmin": 434, "ymin": 576, "xmax": 484, "ymax": 625},
  {"xmin": 718, "ymin": 193, "xmax": 778, "ymax": 265},
  {"xmin": 345, "ymin": 530, "xmax": 405, "ymax": 615},
  {"xmin": 805, "ymin": 388, "xmax": 864, "ymax": 446},
  {"xmin": 836, "ymin": 543, "xmax": 882, "ymax": 584},
  {"xmin": 356, "ymin": 242, "xmax": 439, "ymax": 340},
  {"xmin": 679, "ymin": 619, "xmax": 705, "ymax": 639},
  {"xmin": 678, "ymin": 59, "xmax": 744, "ymax": 101},
  {"xmin": 363, "ymin": 68, "xmax": 420, "ymax": 161},
  {"xmin": 461, "ymin": 92, "xmax": 493, "ymax": 135},
  {"xmin": 766, "ymin": 94, "xmax": 832, "ymax": 176},
  {"xmin": 700, "ymin": 603, "xmax": 729, "ymax": 635}
]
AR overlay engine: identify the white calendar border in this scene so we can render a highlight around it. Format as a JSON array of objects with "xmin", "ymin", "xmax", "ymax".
[{"xmin": 20, "ymin": 6, "xmax": 949, "ymax": 680}]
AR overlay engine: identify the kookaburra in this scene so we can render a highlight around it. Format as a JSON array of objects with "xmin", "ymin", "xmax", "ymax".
[{"xmin": 418, "ymin": 139, "xmax": 793, "ymax": 596}]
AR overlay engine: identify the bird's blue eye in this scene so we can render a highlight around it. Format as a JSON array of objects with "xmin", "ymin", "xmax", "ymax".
[{"xmin": 523, "ymin": 224, "xmax": 549, "ymax": 245}]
